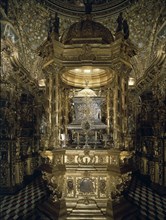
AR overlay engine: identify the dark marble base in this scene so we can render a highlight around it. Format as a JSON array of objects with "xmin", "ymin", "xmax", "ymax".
[
  {"xmin": 37, "ymin": 199, "xmax": 67, "ymax": 220},
  {"xmin": 106, "ymin": 198, "xmax": 138, "ymax": 220}
]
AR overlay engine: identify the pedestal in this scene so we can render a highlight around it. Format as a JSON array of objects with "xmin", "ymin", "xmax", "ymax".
[
  {"xmin": 106, "ymin": 198, "xmax": 138, "ymax": 220},
  {"xmin": 40, "ymin": 148, "xmax": 134, "ymax": 220},
  {"xmin": 37, "ymin": 199, "xmax": 67, "ymax": 220}
]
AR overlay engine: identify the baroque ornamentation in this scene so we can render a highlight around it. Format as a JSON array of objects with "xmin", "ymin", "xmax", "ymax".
[
  {"xmin": 77, "ymin": 151, "xmax": 96, "ymax": 165},
  {"xmin": 108, "ymin": 172, "xmax": 132, "ymax": 203},
  {"xmin": 79, "ymin": 44, "xmax": 96, "ymax": 61}
]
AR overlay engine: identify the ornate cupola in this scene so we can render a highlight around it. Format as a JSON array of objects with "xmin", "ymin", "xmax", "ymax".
[{"xmin": 60, "ymin": 15, "xmax": 114, "ymax": 44}]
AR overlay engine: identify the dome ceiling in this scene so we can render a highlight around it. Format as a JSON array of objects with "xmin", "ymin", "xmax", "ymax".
[
  {"xmin": 60, "ymin": 16, "xmax": 114, "ymax": 44},
  {"xmin": 6, "ymin": 0, "xmax": 165, "ymax": 85},
  {"xmin": 45, "ymin": 0, "xmax": 132, "ymax": 17},
  {"xmin": 61, "ymin": 66, "xmax": 114, "ymax": 88}
]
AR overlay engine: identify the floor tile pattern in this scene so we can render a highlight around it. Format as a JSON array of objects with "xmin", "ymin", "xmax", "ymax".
[
  {"xmin": 126, "ymin": 177, "xmax": 166, "ymax": 220},
  {"xmin": 0, "ymin": 177, "xmax": 48, "ymax": 220},
  {"xmin": 0, "ymin": 176, "xmax": 166, "ymax": 219}
]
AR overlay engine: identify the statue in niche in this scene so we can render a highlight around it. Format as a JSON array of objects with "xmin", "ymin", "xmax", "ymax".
[
  {"xmin": 116, "ymin": 12, "xmax": 129, "ymax": 39},
  {"xmin": 116, "ymin": 12, "xmax": 123, "ymax": 32},
  {"xmin": 48, "ymin": 12, "xmax": 59, "ymax": 37},
  {"xmin": 67, "ymin": 179, "xmax": 74, "ymax": 192}
]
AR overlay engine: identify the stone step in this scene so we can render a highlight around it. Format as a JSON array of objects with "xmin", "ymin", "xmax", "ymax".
[
  {"xmin": 74, "ymin": 204, "xmax": 99, "ymax": 208},
  {"xmin": 69, "ymin": 212, "xmax": 103, "ymax": 216},
  {"xmin": 71, "ymin": 209, "xmax": 102, "ymax": 214},
  {"xmin": 67, "ymin": 217, "xmax": 106, "ymax": 220},
  {"xmin": 75, "ymin": 205, "xmax": 106, "ymax": 208},
  {"xmin": 66, "ymin": 198, "xmax": 107, "ymax": 220},
  {"xmin": 68, "ymin": 208, "xmax": 105, "ymax": 214},
  {"xmin": 67, "ymin": 202, "xmax": 107, "ymax": 220}
]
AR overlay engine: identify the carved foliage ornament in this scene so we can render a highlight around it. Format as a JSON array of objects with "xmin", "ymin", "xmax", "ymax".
[
  {"xmin": 108, "ymin": 172, "xmax": 132, "ymax": 202},
  {"xmin": 78, "ymin": 44, "xmax": 96, "ymax": 61},
  {"xmin": 77, "ymin": 150, "xmax": 96, "ymax": 165}
]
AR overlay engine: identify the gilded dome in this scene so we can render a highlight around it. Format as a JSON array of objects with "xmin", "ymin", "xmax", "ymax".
[{"xmin": 60, "ymin": 16, "xmax": 114, "ymax": 44}]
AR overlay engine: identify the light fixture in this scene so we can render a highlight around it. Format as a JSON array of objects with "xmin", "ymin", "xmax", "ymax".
[
  {"xmin": 128, "ymin": 77, "xmax": 135, "ymax": 86},
  {"xmin": 84, "ymin": 69, "xmax": 91, "ymax": 74},
  {"xmin": 74, "ymin": 68, "xmax": 80, "ymax": 72},
  {"xmin": 93, "ymin": 68, "xmax": 100, "ymax": 73},
  {"xmin": 38, "ymin": 79, "xmax": 45, "ymax": 87},
  {"xmin": 62, "ymin": 66, "xmax": 113, "ymax": 88}
]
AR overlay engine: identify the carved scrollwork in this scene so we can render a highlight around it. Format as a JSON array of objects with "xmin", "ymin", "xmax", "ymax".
[
  {"xmin": 66, "ymin": 155, "xmax": 75, "ymax": 164},
  {"xmin": 78, "ymin": 44, "xmax": 96, "ymax": 61},
  {"xmin": 42, "ymin": 172, "xmax": 64, "ymax": 202},
  {"xmin": 98, "ymin": 156, "xmax": 107, "ymax": 164},
  {"xmin": 38, "ymin": 41, "xmax": 54, "ymax": 64},
  {"xmin": 53, "ymin": 155, "xmax": 62, "ymax": 165},
  {"xmin": 108, "ymin": 172, "xmax": 131, "ymax": 203},
  {"xmin": 77, "ymin": 150, "xmax": 96, "ymax": 165},
  {"xmin": 77, "ymin": 154, "xmax": 96, "ymax": 165}
]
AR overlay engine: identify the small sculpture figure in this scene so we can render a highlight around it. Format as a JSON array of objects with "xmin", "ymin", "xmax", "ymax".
[
  {"xmin": 48, "ymin": 12, "xmax": 59, "ymax": 37},
  {"xmin": 83, "ymin": 0, "xmax": 93, "ymax": 14},
  {"xmin": 116, "ymin": 12, "xmax": 123, "ymax": 32},
  {"xmin": 123, "ymin": 19, "xmax": 129, "ymax": 39},
  {"xmin": 54, "ymin": 12, "xmax": 59, "ymax": 34},
  {"xmin": 116, "ymin": 12, "xmax": 130, "ymax": 39}
]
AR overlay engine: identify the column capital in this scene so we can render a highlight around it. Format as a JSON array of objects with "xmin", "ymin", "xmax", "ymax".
[{"xmin": 43, "ymin": 64, "xmax": 62, "ymax": 77}]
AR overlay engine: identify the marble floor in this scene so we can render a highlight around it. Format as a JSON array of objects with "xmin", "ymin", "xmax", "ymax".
[{"xmin": 0, "ymin": 175, "xmax": 166, "ymax": 220}]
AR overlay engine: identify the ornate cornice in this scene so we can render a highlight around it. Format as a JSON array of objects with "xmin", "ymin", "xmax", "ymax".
[
  {"xmin": 1, "ymin": 38, "xmax": 42, "ymax": 100},
  {"xmin": 135, "ymin": 48, "xmax": 166, "ymax": 95},
  {"xmin": 44, "ymin": 0, "xmax": 132, "ymax": 18}
]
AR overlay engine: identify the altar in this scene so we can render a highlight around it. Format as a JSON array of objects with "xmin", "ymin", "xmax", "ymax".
[
  {"xmin": 41, "ymin": 148, "xmax": 134, "ymax": 220},
  {"xmin": 67, "ymin": 89, "xmax": 107, "ymax": 147},
  {"xmin": 38, "ymin": 4, "xmax": 137, "ymax": 219}
]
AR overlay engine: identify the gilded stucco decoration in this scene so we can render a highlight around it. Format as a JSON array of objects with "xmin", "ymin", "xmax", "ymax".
[
  {"xmin": 99, "ymin": 0, "xmax": 165, "ymax": 79},
  {"xmin": 78, "ymin": 44, "xmax": 96, "ymax": 61},
  {"xmin": 108, "ymin": 172, "xmax": 132, "ymax": 202},
  {"xmin": 8, "ymin": 0, "xmax": 50, "ymax": 79},
  {"xmin": 7, "ymin": 0, "xmax": 165, "ymax": 83},
  {"xmin": 0, "ymin": 0, "xmax": 165, "ymax": 218}
]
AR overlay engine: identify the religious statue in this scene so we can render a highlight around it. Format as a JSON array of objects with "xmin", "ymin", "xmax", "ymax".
[
  {"xmin": 123, "ymin": 19, "xmax": 129, "ymax": 39},
  {"xmin": 83, "ymin": 0, "xmax": 93, "ymax": 14},
  {"xmin": 116, "ymin": 12, "xmax": 123, "ymax": 33},
  {"xmin": 48, "ymin": 12, "xmax": 60, "ymax": 37},
  {"xmin": 116, "ymin": 12, "xmax": 130, "ymax": 39}
]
